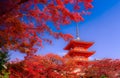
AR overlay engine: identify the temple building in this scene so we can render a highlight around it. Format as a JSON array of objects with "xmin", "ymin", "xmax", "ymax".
[{"xmin": 64, "ymin": 24, "xmax": 95, "ymax": 61}]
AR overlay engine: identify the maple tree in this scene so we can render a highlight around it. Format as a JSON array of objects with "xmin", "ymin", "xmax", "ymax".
[
  {"xmin": 0, "ymin": 0, "xmax": 93, "ymax": 54},
  {"xmin": 9, "ymin": 54, "xmax": 82, "ymax": 78},
  {"xmin": 84, "ymin": 59, "xmax": 120, "ymax": 78},
  {"xmin": 7, "ymin": 54, "xmax": 120, "ymax": 78}
]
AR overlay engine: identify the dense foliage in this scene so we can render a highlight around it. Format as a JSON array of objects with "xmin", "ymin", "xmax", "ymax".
[
  {"xmin": 9, "ymin": 54, "xmax": 82, "ymax": 78},
  {"xmin": 0, "ymin": 49, "xmax": 9, "ymax": 77},
  {"xmin": 0, "ymin": 0, "xmax": 93, "ymax": 54},
  {"xmin": 84, "ymin": 59, "xmax": 120, "ymax": 78},
  {"xmin": 8, "ymin": 54, "xmax": 120, "ymax": 78}
]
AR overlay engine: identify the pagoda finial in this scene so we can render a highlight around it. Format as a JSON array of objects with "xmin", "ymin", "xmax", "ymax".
[{"xmin": 76, "ymin": 23, "xmax": 80, "ymax": 40}]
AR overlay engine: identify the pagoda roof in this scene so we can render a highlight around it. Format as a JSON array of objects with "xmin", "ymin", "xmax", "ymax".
[
  {"xmin": 64, "ymin": 40, "xmax": 94, "ymax": 50},
  {"xmin": 66, "ymin": 51, "xmax": 95, "ymax": 57}
]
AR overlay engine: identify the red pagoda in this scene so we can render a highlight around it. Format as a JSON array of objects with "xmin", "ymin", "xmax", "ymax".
[{"xmin": 64, "ymin": 24, "xmax": 95, "ymax": 61}]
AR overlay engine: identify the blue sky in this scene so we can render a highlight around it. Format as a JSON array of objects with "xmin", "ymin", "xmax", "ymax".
[{"xmin": 10, "ymin": 0, "xmax": 120, "ymax": 60}]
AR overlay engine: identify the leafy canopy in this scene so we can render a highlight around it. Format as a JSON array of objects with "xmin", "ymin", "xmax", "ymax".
[{"xmin": 0, "ymin": 0, "xmax": 93, "ymax": 54}]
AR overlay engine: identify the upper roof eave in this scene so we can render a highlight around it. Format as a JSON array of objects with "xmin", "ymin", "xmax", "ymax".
[{"xmin": 64, "ymin": 40, "xmax": 94, "ymax": 50}]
